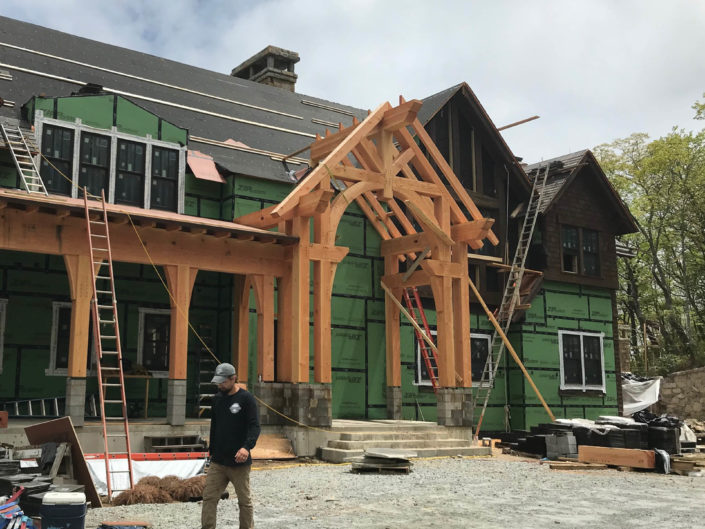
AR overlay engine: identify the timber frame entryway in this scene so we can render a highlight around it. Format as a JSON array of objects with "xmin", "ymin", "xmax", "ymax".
[{"xmin": 235, "ymin": 98, "xmax": 496, "ymax": 426}]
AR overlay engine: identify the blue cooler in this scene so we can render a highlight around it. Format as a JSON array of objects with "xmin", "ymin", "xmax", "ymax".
[{"xmin": 40, "ymin": 492, "xmax": 87, "ymax": 529}]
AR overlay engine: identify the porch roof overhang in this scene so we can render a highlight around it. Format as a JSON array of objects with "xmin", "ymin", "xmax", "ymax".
[{"xmin": 0, "ymin": 188, "xmax": 297, "ymax": 245}]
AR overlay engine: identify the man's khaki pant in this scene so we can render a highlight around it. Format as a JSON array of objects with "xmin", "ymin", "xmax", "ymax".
[{"xmin": 201, "ymin": 462, "xmax": 253, "ymax": 529}]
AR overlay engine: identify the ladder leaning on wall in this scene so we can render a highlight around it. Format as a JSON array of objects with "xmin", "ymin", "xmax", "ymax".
[
  {"xmin": 403, "ymin": 287, "xmax": 439, "ymax": 391},
  {"xmin": 471, "ymin": 163, "xmax": 550, "ymax": 438},
  {"xmin": 84, "ymin": 189, "xmax": 134, "ymax": 499},
  {"xmin": 0, "ymin": 123, "xmax": 48, "ymax": 195}
]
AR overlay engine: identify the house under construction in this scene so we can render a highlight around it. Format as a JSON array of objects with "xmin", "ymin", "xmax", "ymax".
[{"xmin": 0, "ymin": 16, "xmax": 637, "ymax": 442}]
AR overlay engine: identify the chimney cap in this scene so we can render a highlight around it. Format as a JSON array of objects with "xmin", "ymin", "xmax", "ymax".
[{"xmin": 231, "ymin": 45, "xmax": 299, "ymax": 76}]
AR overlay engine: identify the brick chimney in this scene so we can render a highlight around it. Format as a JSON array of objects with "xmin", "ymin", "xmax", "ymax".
[{"xmin": 231, "ymin": 46, "xmax": 299, "ymax": 92}]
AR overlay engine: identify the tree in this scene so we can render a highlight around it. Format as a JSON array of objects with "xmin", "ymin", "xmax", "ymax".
[{"xmin": 594, "ymin": 115, "xmax": 705, "ymax": 375}]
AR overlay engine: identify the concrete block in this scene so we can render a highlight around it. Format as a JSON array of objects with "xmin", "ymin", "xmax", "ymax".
[{"xmin": 64, "ymin": 377, "xmax": 87, "ymax": 427}]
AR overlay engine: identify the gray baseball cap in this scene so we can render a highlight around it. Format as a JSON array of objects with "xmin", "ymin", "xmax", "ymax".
[{"xmin": 211, "ymin": 363, "xmax": 236, "ymax": 384}]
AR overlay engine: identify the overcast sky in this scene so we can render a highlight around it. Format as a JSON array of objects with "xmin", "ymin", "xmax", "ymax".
[{"xmin": 2, "ymin": 0, "xmax": 704, "ymax": 163}]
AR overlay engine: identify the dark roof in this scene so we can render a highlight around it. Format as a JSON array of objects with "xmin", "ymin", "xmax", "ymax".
[
  {"xmin": 526, "ymin": 149, "xmax": 637, "ymax": 234},
  {"xmin": 417, "ymin": 82, "xmax": 530, "ymax": 193},
  {"xmin": 0, "ymin": 16, "xmax": 368, "ymax": 183},
  {"xmin": 526, "ymin": 150, "xmax": 589, "ymax": 214}
]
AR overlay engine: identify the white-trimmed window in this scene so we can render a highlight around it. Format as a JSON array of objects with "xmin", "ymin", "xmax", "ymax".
[
  {"xmin": 47, "ymin": 302, "xmax": 94, "ymax": 376},
  {"xmin": 137, "ymin": 308, "xmax": 171, "ymax": 377},
  {"xmin": 558, "ymin": 330, "xmax": 605, "ymax": 391},
  {"xmin": 0, "ymin": 299, "xmax": 7, "ymax": 373},
  {"xmin": 415, "ymin": 331, "xmax": 492, "ymax": 385}
]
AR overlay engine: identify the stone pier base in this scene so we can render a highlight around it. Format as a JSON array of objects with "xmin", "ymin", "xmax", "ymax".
[
  {"xmin": 386, "ymin": 386, "xmax": 402, "ymax": 419},
  {"xmin": 253, "ymin": 382, "xmax": 332, "ymax": 427},
  {"xmin": 65, "ymin": 377, "xmax": 87, "ymax": 427},
  {"xmin": 166, "ymin": 379, "xmax": 187, "ymax": 426},
  {"xmin": 436, "ymin": 388, "xmax": 474, "ymax": 426}
]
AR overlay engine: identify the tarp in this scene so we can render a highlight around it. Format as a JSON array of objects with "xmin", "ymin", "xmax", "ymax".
[
  {"xmin": 622, "ymin": 377, "xmax": 661, "ymax": 416},
  {"xmin": 86, "ymin": 457, "xmax": 206, "ymax": 496}
]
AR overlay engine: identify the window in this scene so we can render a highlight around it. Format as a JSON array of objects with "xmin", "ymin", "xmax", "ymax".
[
  {"xmin": 47, "ymin": 302, "xmax": 93, "ymax": 375},
  {"xmin": 415, "ymin": 331, "xmax": 492, "ymax": 385},
  {"xmin": 35, "ymin": 114, "xmax": 185, "ymax": 213},
  {"xmin": 561, "ymin": 226, "xmax": 600, "ymax": 277},
  {"xmin": 150, "ymin": 147, "xmax": 179, "ymax": 211},
  {"xmin": 116, "ymin": 140, "xmax": 146, "ymax": 207},
  {"xmin": 138, "ymin": 308, "xmax": 171, "ymax": 375},
  {"xmin": 78, "ymin": 132, "xmax": 111, "ymax": 197},
  {"xmin": 561, "ymin": 226, "xmax": 579, "ymax": 273},
  {"xmin": 470, "ymin": 334, "xmax": 492, "ymax": 382},
  {"xmin": 558, "ymin": 330, "xmax": 605, "ymax": 391},
  {"xmin": 40, "ymin": 125, "xmax": 74, "ymax": 195}
]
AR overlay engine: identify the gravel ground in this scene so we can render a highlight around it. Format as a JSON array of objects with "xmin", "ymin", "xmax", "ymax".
[{"xmin": 85, "ymin": 456, "xmax": 704, "ymax": 528}]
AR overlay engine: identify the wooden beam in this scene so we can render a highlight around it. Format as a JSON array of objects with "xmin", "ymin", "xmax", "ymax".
[
  {"xmin": 383, "ymin": 259, "xmax": 401, "ymax": 387},
  {"xmin": 382, "ymin": 270, "xmax": 432, "ymax": 289},
  {"xmin": 380, "ymin": 232, "xmax": 433, "ymax": 257},
  {"xmin": 307, "ymin": 243, "xmax": 349, "ymax": 263},
  {"xmin": 235, "ymin": 276, "xmax": 252, "ymax": 382},
  {"xmin": 56, "ymin": 208, "xmax": 70, "ymax": 218},
  {"xmin": 273, "ymin": 101, "xmax": 391, "ymax": 218},
  {"xmin": 452, "ymin": 242, "xmax": 471, "ymax": 387},
  {"xmin": 421, "ymin": 259, "xmax": 465, "ymax": 278},
  {"xmin": 410, "ymin": 118, "xmax": 500, "ymax": 245},
  {"xmin": 404, "ymin": 199, "xmax": 454, "ymax": 247},
  {"xmin": 328, "ymin": 165, "xmax": 440, "ymax": 196},
  {"xmin": 296, "ymin": 189, "xmax": 335, "ymax": 217},
  {"xmin": 64, "ymin": 254, "xmax": 92, "ymax": 378},
  {"xmin": 381, "ymin": 99, "xmax": 423, "ymax": 131},
  {"xmin": 309, "ymin": 123, "xmax": 359, "ymax": 162},
  {"xmin": 450, "ymin": 218, "xmax": 495, "ymax": 244},
  {"xmin": 0, "ymin": 207, "xmax": 289, "ymax": 277},
  {"xmin": 578, "ymin": 446, "xmax": 655, "ymax": 469},
  {"xmin": 164, "ymin": 264, "xmax": 198, "ymax": 380},
  {"xmin": 254, "ymin": 275, "xmax": 275, "ymax": 383},
  {"xmin": 430, "ymin": 274, "xmax": 456, "ymax": 387},
  {"xmin": 402, "ymin": 247, "xmax": 430, "ymax": 282}
]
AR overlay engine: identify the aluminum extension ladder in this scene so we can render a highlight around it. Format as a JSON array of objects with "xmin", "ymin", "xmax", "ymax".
[
  {"xmin": 84, "ymin": 189, "xmax": 134, "ymax": 499},
  {"xmin": 403, "ymin": 287, "xmax": 439, "ymax": 391},
  {"xmin": 0, "ymin": 123, "xmax": 47, "ymax": 195},
  {"xmin": 472, "ymin": 163, "xmax": 550, "ymax": 437}
]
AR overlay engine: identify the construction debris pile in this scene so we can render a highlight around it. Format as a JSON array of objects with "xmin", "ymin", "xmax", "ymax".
[
  {"xmin": 497, "ymin": 414, "xmax": 704, "ymax": 476},
  {"xmin": 348, "ymin": 449, "xmax": 415, "ymax": 474},
  {"xmin": 113, "ymin": 475, "xmax": 207, "ymax": 506},
  {"xmin": 0, "ymin": 442, "xmax": 85, "ymax": 522}
]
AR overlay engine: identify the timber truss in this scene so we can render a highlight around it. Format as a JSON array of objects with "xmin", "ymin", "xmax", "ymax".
[{"xmin": 235, "ymin": 98, "xmax": 497, "ymax": 389}]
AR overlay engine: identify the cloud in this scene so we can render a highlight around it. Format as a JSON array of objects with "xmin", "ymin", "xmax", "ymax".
[{"xmin": 2, "ymin": 0, "xmax": 704, "ymax": 162}]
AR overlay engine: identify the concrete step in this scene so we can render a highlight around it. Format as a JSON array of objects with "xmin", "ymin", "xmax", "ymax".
[
  {"xmin": 319, "ymin": 445, "xmax": 491, "ymax": 463},
  {"xmin": 327, "ymin": 438, "xmax": 473, "ymax": 450},
  {"xmin": 339, "ymin": 431, "xmax": 453, "ymax": 441},
  {"xmin": 330, "ymin": 420, "xmax": 440, "ymax": 432}
]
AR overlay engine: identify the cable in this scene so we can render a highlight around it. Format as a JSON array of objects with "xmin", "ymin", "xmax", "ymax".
[{"xmin": 38, "ymin": 153, "xmax": 335, "ymax": 433}]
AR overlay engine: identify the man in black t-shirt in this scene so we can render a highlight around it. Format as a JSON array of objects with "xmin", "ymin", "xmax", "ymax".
[{"xmin": 201, "ymin": 363, "xmax": 260, "ymax": 529}]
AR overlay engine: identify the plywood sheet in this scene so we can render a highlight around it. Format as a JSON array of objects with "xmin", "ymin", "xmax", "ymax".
[{"xmin": 24, "ymin": 417, "xmax": 102, "ymax": 507}]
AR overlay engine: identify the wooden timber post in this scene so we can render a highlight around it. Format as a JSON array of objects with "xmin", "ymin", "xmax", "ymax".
[
  {"xmin": 384, "ymin": 256, "xmax": 402, "ymax": 388},
  {"xmin": 234, "ymin": 275, "xmax": 251, "ymax": 381},
  {"xmin": 64, "ymin": 254, "xmax": 94, "ymax": 378},
  {"xmin": 252, "ymin": 275, "xmax": 275, "ymax": 382},
  {"xmin": 452, "ymin": 241, "xmax": 471, "ymax": 387},
  {"xmin": 164, "ymin": 264, "xmax": 198, "ymax": 380}
]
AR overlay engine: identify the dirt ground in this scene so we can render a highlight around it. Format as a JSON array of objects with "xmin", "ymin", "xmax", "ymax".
[{"xmin": 86, "ymin": 454, "xmax": 704, "ymax": 528}]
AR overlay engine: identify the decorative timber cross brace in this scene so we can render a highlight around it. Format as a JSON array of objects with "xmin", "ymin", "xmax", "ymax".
[{"xmin": 235, "ymin": 97, "xmax": 497, "ymax": 389}]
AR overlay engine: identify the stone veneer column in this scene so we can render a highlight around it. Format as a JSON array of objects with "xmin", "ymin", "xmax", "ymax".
[
  {"xmin": 65, "ymin": 377, "xmax": 87, "ymax": 427},
  {"xmin": 386, "ymin": 387, "xmax": 402, "ymax": 419},
  {"xmin": 436, "ymin": 388, "xmax": 474, "ymax": 426},
  {"xmin": 166, "ymin": 379, "xmax": 187, "ymax": 426},
  {"xmin": 253, "ymin": 382, "xmax": 331, "ymax": 427}
]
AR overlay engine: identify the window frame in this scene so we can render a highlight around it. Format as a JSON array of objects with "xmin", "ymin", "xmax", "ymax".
[
  {"xmin": 414, "ymin": 330, "xmax": 493, "ymax": 386},
  {"xmin": 47, "ymin": 301, "xmax": 95, "ymax": 376},
  {"xmin": 137, "ymin": 307, "xmax": 171, "ymax": 378},
  {"xmin": 560, "ymin": 225, "xmax": 601, "ymax": 277},
  {"xmin": 39, "ymin": 124, "xmax": 75, "ymax": 196},
  {"xmin": 34, "ymin": 111, "xmax": 186, "ymax": 213},
  {"xmin": 470, "ymin": 333, "xmax": 492, "ymax": 384},
  {"xmin": 558, "ymin": 330, "xmax": 605, "ymax": 392}
]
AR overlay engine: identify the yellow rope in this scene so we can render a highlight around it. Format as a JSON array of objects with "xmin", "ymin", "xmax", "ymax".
[{"xmin": 38, "ymin": 152, "xmax": 334, "ymax": 433}]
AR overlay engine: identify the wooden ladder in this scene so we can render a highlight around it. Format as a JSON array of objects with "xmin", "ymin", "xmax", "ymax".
[
  {"xmin": 403, "ymin": 287, "xmax": 439, "ymax": 391},
  {"xmin": 0, "ymin": 123, "xmax": 48, "ymax": 195},
  {"xmin": 472, "ymin": 163, "xmax": 550, "ymax": 437},
  {"xmin": 84, "ymin": 189, "xmax": 134, "ymax": 499}
]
